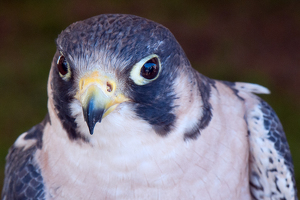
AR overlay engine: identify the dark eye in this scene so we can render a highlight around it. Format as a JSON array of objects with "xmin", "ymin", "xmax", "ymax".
[
  {"xmin": 57, "ymin": 55, "xmax": 69, "ymax": 76},
  {"xmin": 140, "ymin": 57, "xmax": 159, "ymax": 79}
]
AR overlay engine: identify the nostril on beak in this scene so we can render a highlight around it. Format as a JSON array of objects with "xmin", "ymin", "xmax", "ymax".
[{"xmin": 106, "ymin": 82, "xmax": 112, "ymax": 92}]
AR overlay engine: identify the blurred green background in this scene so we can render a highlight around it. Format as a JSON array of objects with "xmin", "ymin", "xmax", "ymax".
[{"xmin": 0, "ymin": 0, "xmax": 299, "ymax": 197}]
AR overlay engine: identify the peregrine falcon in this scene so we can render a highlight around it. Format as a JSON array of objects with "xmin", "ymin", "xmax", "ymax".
[{"xmin": 1, "ymin": 14, "xmax": 297, "ymax": 199}]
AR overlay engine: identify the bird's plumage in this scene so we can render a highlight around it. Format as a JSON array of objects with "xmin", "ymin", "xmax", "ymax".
[
  {"xmin": 1, "ymin": 14, "xmax": 297, "ymax": 199},
  {"xmin": 2, "ymin": 114, "xmax": 49, "ymax": 199}
]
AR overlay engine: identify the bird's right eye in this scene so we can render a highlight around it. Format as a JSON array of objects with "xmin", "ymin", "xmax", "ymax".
[{"xmin": 57, "ymin": 55, "xmax": 71, "ymax": 80}]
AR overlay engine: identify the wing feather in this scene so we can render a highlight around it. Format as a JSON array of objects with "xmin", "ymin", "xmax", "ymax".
[
  {"xmin": 246, "ymin": 99, "xmax": 297, "ymax": 200},
  {"xmin": 1, "ymin": 114, "xmax": 49, "ymax": 200}
]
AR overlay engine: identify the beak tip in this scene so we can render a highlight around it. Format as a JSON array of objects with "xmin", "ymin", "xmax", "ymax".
[
  {"xmin": 83, "ymin": 98, "xmax": 105, "ymax": 136},
  {"xmin": 87, "ymin": 118, "xmax": 102, "ymax": 135},
  {"xmin": 88, "ymin": 127, "xmax": 94, "ymax": 135}
]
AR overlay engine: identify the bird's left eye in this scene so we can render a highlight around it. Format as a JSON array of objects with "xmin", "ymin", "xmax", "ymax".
[
  {"xmin": 57, "ymin": 54, "xmax": 71, "ymax": 80},
  {"xmin": 140, "ymin": 58, "xmax": 159, "ymax": 79},
  {"xmin": 130, "ymin": 54, "xmax": 161, "ymax": 85}
]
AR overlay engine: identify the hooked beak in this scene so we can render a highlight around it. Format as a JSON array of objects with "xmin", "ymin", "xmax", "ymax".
[{"xmin": 75, "ymin": 71, "xmax": 129, "ymax": 135}]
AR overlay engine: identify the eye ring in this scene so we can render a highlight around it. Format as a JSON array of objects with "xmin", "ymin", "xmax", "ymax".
[
  {"xmin": 130, "ymin": 54, "xmax": 161, "ymax": 85},
  {"xmin": 57, "ymin": 54, "xmax": 71, "ymax": 80}
]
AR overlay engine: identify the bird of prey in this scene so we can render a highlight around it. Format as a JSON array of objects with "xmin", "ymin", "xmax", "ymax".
[{"xmin": 1, "ymin": 14, "xmax": 297, "ymax": 200}]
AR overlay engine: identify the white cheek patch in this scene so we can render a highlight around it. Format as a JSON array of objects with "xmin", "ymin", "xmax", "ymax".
[
  {"xmin": 172, "ymin": 72, "xmax": 204, "ymax": 139},
  {"xmin": 69, "ymin": 99, "xmax": 90, "ymax": 138}
]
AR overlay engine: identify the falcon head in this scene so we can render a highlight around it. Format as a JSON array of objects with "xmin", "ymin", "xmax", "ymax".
[{"xmin": 48, "ymin": 14, "xmax": 211, "ymax": 142}]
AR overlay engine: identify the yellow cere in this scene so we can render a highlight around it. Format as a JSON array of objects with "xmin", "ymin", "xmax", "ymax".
[
  {"xmin": 76, "ymin": 71, "xmax": 113, "ymax": 98},
  {"xmin": 75, "ymin": 71, "xmax": 130, "ymax": 118}
]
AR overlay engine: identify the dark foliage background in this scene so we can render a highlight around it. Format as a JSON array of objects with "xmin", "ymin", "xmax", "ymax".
[{"xmin": 0, "ymin": 0, "xmax": 299, "ymax": 196}]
